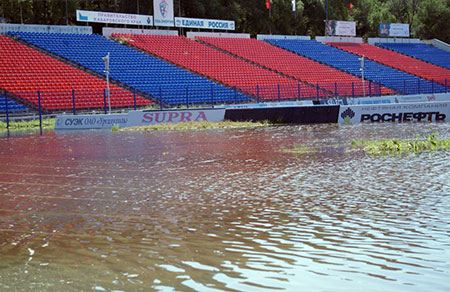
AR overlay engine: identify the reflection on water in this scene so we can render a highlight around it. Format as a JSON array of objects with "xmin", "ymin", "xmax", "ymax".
[{"xmin": 0, "ymin": 124, "xmax": 449, "ymax": 291}]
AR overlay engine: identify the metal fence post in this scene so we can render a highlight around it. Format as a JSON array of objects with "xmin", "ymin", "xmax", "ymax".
[
  {"xmin": 403, "ymin": 80, "xmax": 406, "ymax": 94},
  {"xmin": 369, "ymin": 81, "xmax": 372, "ymax": 96},
  {"xmin": 446, "ymin": 79, "xmax": 448, "ymax": 93},
  {"xmin": 159, "ymin": 86, "xmax": 163, "ymax": 110},
  {"xmin": 417, "ymin": 79, "xmax": 421, "ymax": 94},
  {"xmin": 5, "ymin": 93, "xmax": 10, "ymax": 130},
  {"xmin": 72, "ymin": 89, "xmax": 76, "ymax": 115},
  {"xmin": 210, "ymin": 84, "xmax": 214, "ymax": 107},
  {"xmin": 37, "ymin": 91, "xmax": 43, "ymax": 134},
  {"xmin": 234, "ymin": 87, "xmax": 238, "ymax": 103},
  {"xmin": 185, "ymin": 86, "xmax": 189, "ymax": 108},
  {"xmin": 297, "ymin": 82, "xmax": 301, "ymax": 99},
  {"xmin": 256, "ymin": 85, "xmax": 260, "ymax": 103},
  {"xmin": 316, "ymin": 83, "xmax": 320, "ymax": 99},
  {"xmin": 334, "ymin": 82, "xmax": 338, "ymax": 97},
  {"xmin": 352, "ymin": 82, "xmax": 354, "ymax": 98},
  {"xmin": 277, "ymin": 84, "xmax": 281, "ymax": 102},
  {"xmin": 103, "ymin": 89, "xmax": 107, "ymax": 114},
  {"xmin": 133, "ymin": 90, "xmax": 137, "ymax": 110},
  {"xmin": 432, "ymin": 80, "xmax": 434, "ymax": 94}
]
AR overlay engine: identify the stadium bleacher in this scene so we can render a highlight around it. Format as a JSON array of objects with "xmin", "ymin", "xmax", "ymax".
[
  {"xmin": 377, "ymin": 43, "xmax": 450, "ymax": 71},
  {"xmin": 331, "ymin": 43, "xmax": 450, "ymax": 87},
  {"xmin": 198, "ymin": 37, "xmax": 393, "ymax": 97},
  {"xmin": 0, "ymin": 94, "xmax": 28, "ymax": 113},
  {"xmin": 267, "ymin": 39, "xmax": 448, "ymax": 95},
  {"xmin": 113, "ymin": 34, "xmax": 328, "ymax": 100},
  {"xmin": 0, "ymin": 35, "xmax": 150, "ymax": 111},
  {"xmin": 10, "ymin": 32, "xmax": 251, "ymax": 105}
]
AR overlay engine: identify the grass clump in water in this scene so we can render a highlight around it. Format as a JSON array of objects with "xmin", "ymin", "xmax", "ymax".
[
  {"xmin": 281, "ymin": 144, "xmax": 312, "ymax": 155},
  {"xmin": 119, "ymin": 120, "xmax": 272, "ymax": 132},
  {"xmin": 0, "ymin": 118, "xmax": 55, "ymax": 131},
  {"xmin": 352, "ymin": 134, "xmax": 450, "ymax": 155}
]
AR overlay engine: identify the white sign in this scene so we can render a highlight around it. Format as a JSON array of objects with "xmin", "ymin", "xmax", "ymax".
[
  {"xmin": 128, "ymin": 109, "xmax": 225, "ymax": 126},
  {"xmin": 55, "ymin": 109, "xmax": 225, "ymax": 130},
  {"xmin": 175, "ymin": 17, "xmax": 235, "ymax": 31},
  {"xmin": 338, "ymin": 101, "xmax": 450, "ymax": 125},
  {"xmin": 76, "ymin": 10, "xmax": 153, "ymax": 26},
  {"xmin": 326, "ymin": 20, "xmax": 356, "ymax": 37},
  {"xmin": 325, "ymin": 93, "xmax": 450, "ymax": 106},
  {"xmin": 153, "ymin": 0, "xmax": 174, "ymax": 27},
  {"xmin": 379, "ymin": 23, "xmax": 410, "ymax": 37},
  {"xmin": 55, "ymin": 113, "xmax": 129, "ymax": 130}
]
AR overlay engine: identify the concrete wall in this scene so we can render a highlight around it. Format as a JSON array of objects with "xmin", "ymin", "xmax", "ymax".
[
  {"xmin": 103, "ymin": 27, "xmax": 178, "ymax": 37},
  {"xmin": 316, "ymin": 36, "xmax": 363, "ymax": 43},
  {"xmin": 432, "ymin": 39, "xmax": 450, "ymax": 53},
  {"xmin": 0, "ymin": 23, "xmax": 92, "ymax": 34},
  {"xmin": 368, "ymin": 37, "xmax": 422, "ymax": 45},
  {"xmin": 186, "ymin": 31, "xmax": 250, "ymax": 39},
  {"xmin": 257, "ymin": 34, "xmax": 311, "ymax": 41}
]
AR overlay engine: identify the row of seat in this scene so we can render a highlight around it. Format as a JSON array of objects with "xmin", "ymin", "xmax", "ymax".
[
  {"xmin": 377, "ymin": 43, "xmax": 450, "ymax": 70},
  {"xmin": 268, "ymin": 39, "xmax": 447, "ymax": 95},
  {"xmin": 331, "ymin": 43, "xmax": 450, "ymax": 86},
  {"xmin": 11, "ymin": 32, "xmax": 251, "ymax": 105},
  {"xmin": 198, "ymin": 37, "xmax": 393, "ymax": 97},
  {"xmin": 113, "ymin": 34, "xmax": 328, "ymax": 100},
  {"xmin": 0, "ymin": 35, "xmax": 151, "ymax": 111}
]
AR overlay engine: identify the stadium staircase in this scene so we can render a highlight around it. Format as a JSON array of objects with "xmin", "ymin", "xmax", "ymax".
[
  {"xmin": 113, "ymin": 34, "xmax": 328, "ymax": 100},
  {"xmin": 331, "ymin": 43, "xmax": 450, "ymax": 87},
  {"xmin": 376, "ymin": 43, "xmax": 450, "ymax": 71},
  {"xmin": 267, "ymin": 39, "xmax": 447, "ymax": 95},
  {"xmin": 0, "ymin": 35, "xmax": 150, "ymax": 111},
  {"xmin": 10, "ymin": 32, "xmax": 251, "ymax": 106},
  {"xmin": 198, "ymin": 37, "xmax": 393, "ymax": 97}
]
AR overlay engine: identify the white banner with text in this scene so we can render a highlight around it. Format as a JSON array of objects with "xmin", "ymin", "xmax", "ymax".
[{"xmin": 76, "ymin": 10, "xmax": 153, "ymax": 26}]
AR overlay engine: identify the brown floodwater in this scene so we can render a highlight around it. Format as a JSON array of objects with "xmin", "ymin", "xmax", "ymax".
[{"xmin": 0, "ymin": 124, "xmax": 449, "ymax": 291}]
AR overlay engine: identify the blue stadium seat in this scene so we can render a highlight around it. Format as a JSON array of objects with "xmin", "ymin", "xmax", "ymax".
[
  {"xmin": 0, "ymin": 94, "xmax": 28, "ymax": 113},
  {"xmin": 10, "ymin": 32, "xmax": 251, "ymax": 105},
  {"xmin": 267, "ymin": 39, "xmax": 447, "ymax": 95},
  {"xmin": 377, "ymin": 43, "xmax": 450, "ymax": 71}
]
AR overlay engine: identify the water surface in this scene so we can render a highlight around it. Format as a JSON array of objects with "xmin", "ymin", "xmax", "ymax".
[{"xmin": 0, "ymin": 124, "xmax": 449, "ymax": 291}]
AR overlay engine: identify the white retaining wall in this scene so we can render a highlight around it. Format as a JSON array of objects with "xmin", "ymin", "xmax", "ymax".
[
  {"xmin": 368, "ymin": 37, "xmax": 422, "ymax": 45},
  {"xmin": 186, "ymin": 31, "xmax": 250, "ymax": 39},
  {"xmin": 316, "ymin": 36, "xmax": 363, "ymax": 43},
  {"xmin": 431, "ymin": 39, "xmax": 450, "ymax": 53},
  {"xmin": 257, "ymin": 34, "xmax": 311, "ymax": 40},
  {"xmin": 0, "ymin": 23, "xmax": 92, "ymax": 34},
  {"xmin": 103, "ymin": 27, "xmax": 178, "ymax": 37}
]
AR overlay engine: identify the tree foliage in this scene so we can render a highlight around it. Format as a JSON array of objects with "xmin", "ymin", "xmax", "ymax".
[{"xmin": 0, "ymin": 0, "xmax": 448, "ymax": 42}]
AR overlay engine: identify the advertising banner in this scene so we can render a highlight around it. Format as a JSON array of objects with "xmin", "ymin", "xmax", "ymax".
[
  {"xmin": 76, "ymin": 10, "xmax": 153, "ymax": 26},
  {"xmin": 325, "ymin": 20, "xmax": 356, "ymax": 36},
  {"xmin": 55, "ymin": 113, "xmax": 129, "ymax": 130},
  {"xmin": 153, "ymin": 0, "xmax": 174, "ymax": 27},
  {"xmin": 128, "ymin": 109, "xmax": 225, "ymax": 126},
  {"xmin": 175, "ymin": 17, "xmax": 235, "ymax": 31},
  {"xmin": 55, "ymin": 109, "xmax": 226, "ymax": 130},
  {"xmin": 379, "ymin": 23, "xmax": 410, "ymax": 37},
  {"xmin": 338, "ymin": 101, "xmax": 450, "ymax": 124}
]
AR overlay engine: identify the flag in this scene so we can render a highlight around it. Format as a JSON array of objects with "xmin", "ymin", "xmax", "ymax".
[
  {"xmin": 266, "ymin": 0, "xmax": 271, "ymax": 10},
  {"xmin": 292, "ymin": 0, "xmax": 296, "ymax": 12},
  {"xmin": 102, "ymin": 52, "xmax": 110, "ymax": 72},
  {"xmin": 348, "ymin": 2, "xmax": 354, "ymax": 10}
]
